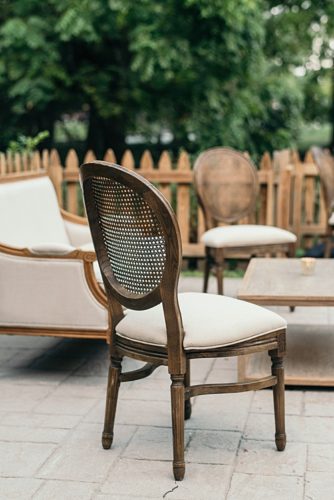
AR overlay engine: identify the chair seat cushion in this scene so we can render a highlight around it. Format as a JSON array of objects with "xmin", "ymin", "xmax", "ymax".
[
  {"xmin": 201, "ymin": 225, "xmax": 296, "ymax": 248},
  {"xmin": 116, "ymin": 292, "xmax": 286, "ymax": 350}
]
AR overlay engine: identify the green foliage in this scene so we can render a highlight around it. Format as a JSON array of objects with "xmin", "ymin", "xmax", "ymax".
[
  {"xmin": 0, "ymin": 0, "xmax": 333, "ymax": 155},
  {"xmin": 7, "ymin": 130, "xmax": 49, "ymax": 154}
]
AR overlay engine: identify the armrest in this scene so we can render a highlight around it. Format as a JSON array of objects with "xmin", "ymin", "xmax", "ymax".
[
  {"xmin": 61, "ymin": 209, "xmax": 93, "ymax": 247},
  {"xmin": 28, "ymin": 243, "xmax": 76, "ymax": 256}
]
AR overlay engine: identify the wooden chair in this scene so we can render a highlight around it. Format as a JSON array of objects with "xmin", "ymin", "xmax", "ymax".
[
  {"xmin": 194, "ymin": 147, "xmax": 296, "ymax": 294},
  {"xmin": 312, "ymin": 147, "xmax": 334, "ymax": 258},
  {"xmin": 80, "ymin": 160, "xmax": 287, "ymax": 481}
]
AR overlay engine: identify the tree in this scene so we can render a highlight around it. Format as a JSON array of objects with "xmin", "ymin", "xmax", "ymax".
[
  {"xmin": 263, "ymin": 0, "xmax": 334, "ymax": 149},
  {"xmin": 0, "ymin": 0, "xmax": 329, "ymax": 156}
]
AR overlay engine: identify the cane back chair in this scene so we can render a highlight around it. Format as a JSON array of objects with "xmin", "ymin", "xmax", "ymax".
[
  {"xmin": 194, "ymin": 147, "xmax": 297, "ymax": 294},
  {"xmin": 312, "ymin": 147, "xmax": 334, "ymax": 258},
  {"xmin": 80, "ymin": 161, "xmax": 287, "ymax": 481}
]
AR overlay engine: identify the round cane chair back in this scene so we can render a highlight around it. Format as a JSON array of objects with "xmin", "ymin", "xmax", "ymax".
[
  {"xmin": 194, "ymin": 147, "xmax": 259, "ymax": 226},
  {"xmin": 312, "ymin": 147, "xmax": 334, "ymax": 215},
  {"xmin": 80, "ymin": 162, "xmax": 182, "ymax": 311}
]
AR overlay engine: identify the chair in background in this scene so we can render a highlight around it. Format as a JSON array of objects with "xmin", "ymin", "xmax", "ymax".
[
  {"xmin": 312, "ymin": 147, "xmax": 334, "ymax": 258},
  {"xmin": 80, "ymin": 160, "xmax": 287, "ymax": 481},
  {"xmin": 194, "ymin": 147, "xmax": 297, "ymax": 294},
  {"xmin": 0, "ymin": 173, "xmax": 109, "ymax": 340}
]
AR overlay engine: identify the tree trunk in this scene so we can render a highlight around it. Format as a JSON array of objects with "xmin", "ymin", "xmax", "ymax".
[
  {"xmin": 330, "ymin": 64, "xmax": 334, "ymax": 152},
  {"xmin": 86, "ymin": 106, "xmax": 127, "ymax": 161}
]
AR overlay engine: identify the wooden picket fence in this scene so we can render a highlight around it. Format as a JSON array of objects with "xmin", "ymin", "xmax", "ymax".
[{"xmin": 0, "ymin": 147, "xmax": 328, "ymax": 256}]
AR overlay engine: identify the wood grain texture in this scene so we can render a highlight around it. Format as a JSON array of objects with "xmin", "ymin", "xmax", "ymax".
[
  {"xmin": 81, "ymin": 160, "xmax": 287, "ymax": 480},
  {"xmin": 238, "ymin": 258, "xmax": 334, "ymax": 306}
]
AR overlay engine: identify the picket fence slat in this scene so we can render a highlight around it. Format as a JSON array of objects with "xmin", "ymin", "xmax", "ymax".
[{"xmin": 0, "ymin": 147, "xmax": 330, "ymax": 256}]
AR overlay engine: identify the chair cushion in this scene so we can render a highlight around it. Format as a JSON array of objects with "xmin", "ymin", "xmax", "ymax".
[
  {"xmin": 201, "ymin": 224, "xmax": 296, "ymax": 248},
  {"xmin": 116, "ymin": 292, "xmax": 286, "ymax": 350},
  {"xmin": 0, "ymin": 177, "xmax": 69, "ymax": 247}
]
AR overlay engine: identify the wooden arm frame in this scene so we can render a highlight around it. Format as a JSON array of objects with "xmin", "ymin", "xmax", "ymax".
[{"xmin": 0, "ymin": 242, "xmax": 109, "ymax": 340}]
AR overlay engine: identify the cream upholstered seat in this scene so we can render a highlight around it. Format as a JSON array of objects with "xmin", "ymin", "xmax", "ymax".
[
  {"xmin": 116, "ymin": 292, "xmax": 286, "ymax": 349},
  {"xmin": 80, "ymin": 160, "xmax": 287, "ymax": 482},
  {"xmin": 0, "ymin": 174, "xmax": 108, "ymax": 339},
  {"xmin": 194, "ymin": 147, "xmax": 297, "ymax": 294},
  {"xmin": 201, "ymin": 225, "xmax": 296, "ymax": 249}
]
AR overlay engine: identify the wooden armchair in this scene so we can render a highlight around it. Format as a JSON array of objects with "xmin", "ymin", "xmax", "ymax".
[
  {"xmin": 194, "ymin": 147, "xmax": 296, "ymax": 294},
  {"xmin": 0, "ymin": 173, "xmax": 109, "ymax": 340},
  {"xmin": 312, "ymin": 147, "xmax": 334, "ymax": 258},
  {"xmin": 80, "ymin": 160, "xmax": 287, "ymax": 481}
]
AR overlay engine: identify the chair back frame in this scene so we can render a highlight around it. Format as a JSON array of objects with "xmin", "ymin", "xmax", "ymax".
[
  {"xmin": 194, "ymin": 147, "xmax": 259, "ymax": 229},
  {"xmin": 312, "ymin": 147, "xmax": 334, "ymax": 216},
  {"xmin": 80, "ymin": 161, "xmax": 186, "ymax": 373}
]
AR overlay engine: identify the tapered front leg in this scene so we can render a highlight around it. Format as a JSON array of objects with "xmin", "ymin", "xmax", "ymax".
[
  {"xmin": 203, "ymin": 258, "xmax": 210, "ymax": 293},
  {"xmin": 102, "ymin": 355, "xmax": 122, "ymax": 450},
  {"xmin": 270, "ymin": 351, "xmax": 286, "ymax": 451},
  {"xmin": 171, "ymin": 374, "xmax": 185, "ymax": 480}
]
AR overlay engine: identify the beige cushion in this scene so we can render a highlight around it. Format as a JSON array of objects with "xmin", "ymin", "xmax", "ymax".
[
  {"xmin": 116, "ymin": 292, "xmax": 286, "ymax": 350},
  {"xmin": 0, "ymin": 177, "xmax": 69, "ymax": 247},
  {"xmin": 201, "ymin": 224, "xmax": 296, "ymax": 248},
  {"xmin": 64, "ymin": 219, "xmax": 93, "ymax": 247},
  {"xmin": 28, "ymin": 243, "xmax": 76, "ymax": 255},
  {"xmin": 0, "ymin": 252, "xmax": 108, "ymax": 330}
]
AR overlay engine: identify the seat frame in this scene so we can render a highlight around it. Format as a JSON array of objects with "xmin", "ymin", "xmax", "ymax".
[
  {"xmin": 194, "ymin": 147, "xmax": 295, "ymax": 294},
  {"xmin": 80, "ymin": 160, "xmax": 286, "ymax": 481}
]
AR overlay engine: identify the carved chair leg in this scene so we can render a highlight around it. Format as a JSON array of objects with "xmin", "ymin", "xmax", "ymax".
[
  {"xmin": 216, "ymin": 264, "xmax": 224, "ymax": 295},
  {"xmin": 171, "ymin": 374, "xmax": 185, "ymax": 481},
  {"xmin": 102, "ymin": 355, "xmax": 122, "ymax": 450},
  {"xmin": 270, "ymin": 350, "xmax": 286, "ymax": 451},
  {"xmin": 214, "ymin": 249, "xmax": 224, "ymax": 295},
  {"xmin": 324, "ymin": 235, "xmax": 332, "ymax": 258},
  {"xmin": 203, "ymin": 257, "xmax": 210, "ymax": 293},
  {"xmin": 184, "ymin": 359, "xmax": 191, "ymax": 420}
]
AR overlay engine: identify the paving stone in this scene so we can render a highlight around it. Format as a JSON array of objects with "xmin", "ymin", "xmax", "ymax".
[
  {"xmin": 33, "ymin": 395, "xmax": 98, "ymax": 416},
  {"xmin": 0, "ymin": 477, "xmax": 43, "ymax": 499},
  {"xmin": 235, "ymin": 439, "xmax": 306, "ymax": 476},
  {"xmin": 186, "ymin": 429, "xmax": 241, "ymax": 465},
  {"xmin": 101, "ymin": 459, "xmax": 231, "ymax": 499},
  {"xmin": 0, "ymin": 412, "xmax": 81, "ymax": 429},
  {"xmin": 0, "ymin": 442, "xmax": 56, "ymax": 477},
  {"xmin": 307, "ymin": 444, "xmax": 334, "ymax": 472},
  {"xmin": 251, "ymin": 389, "xmax": 303, "ymax": 415},
  {"xmin": 0, "ymin": 425, "xmax": 68, "ymax": 444},
  {"xmin": 49, "ymin": 376, "xmax": 107, "ymax": 399},
  {"xmin": 305, "ymin": 472, "xmax": 334, "ymax": 500},
  {"xmin": 245, "ymin": 413, "xmax": 334, "ymax": 443},
  {"xmin": 304, "ymin": 391, "xmax": 334, "ymax": 417},
  {"xmin": 187, "ymin": 392, "xmax": 253, "ymax": 432},
  {"xmin": 276, "ymin": 306, "xmax": 329, "ymax": 325},
  {"xmin": 122, "ymin": 426, "xmax": 189, "ymax": 461},
  {"xmin": 85, "ymin": 399, "xmax": 172, "ymax": 428},
  {"xmin": 0, "ymin": 384, "xmax": 54, "ymax": 412},
  {"xmin": 121, "ymin": 377, "xmax": 171, "ymax": 402},
  {"xmin": 33, "ymin": 479, "xmax": 98, "ymax": 499},
  {"xmin": 37, "ymin": 424, "xmax": 135, "ymax": 483},
  {"xmin": 227, "ymin": 473, "xmax": 303, "ymax": 500}
]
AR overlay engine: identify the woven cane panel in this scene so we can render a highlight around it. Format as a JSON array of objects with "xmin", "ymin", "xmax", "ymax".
[{"xmin": 91, "ymin": 177, "xmax": 166, "ymax": 294}]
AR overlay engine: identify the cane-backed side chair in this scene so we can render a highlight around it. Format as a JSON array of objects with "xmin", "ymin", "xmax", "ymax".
[
  {"xmin": 194, "ymin": 147, "xmax": 297, "ymax": 294},
  {"xmin": 312, "ymin": 147, "xmax": 334, "ymax": 258},
  {"xmin": 80, "ymin": 161, "xmax": 287, "ymax": 481}
]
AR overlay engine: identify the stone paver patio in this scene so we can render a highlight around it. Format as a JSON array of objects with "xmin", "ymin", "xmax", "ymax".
[{"xmin": 0, "ymin": 277, "xmax": 333, "ymax": 500}]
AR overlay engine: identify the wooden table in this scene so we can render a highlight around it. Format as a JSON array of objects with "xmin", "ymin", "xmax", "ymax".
[{"xmin": 237, "ymin": 258, "xmax": 334, "ymax": 386}]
